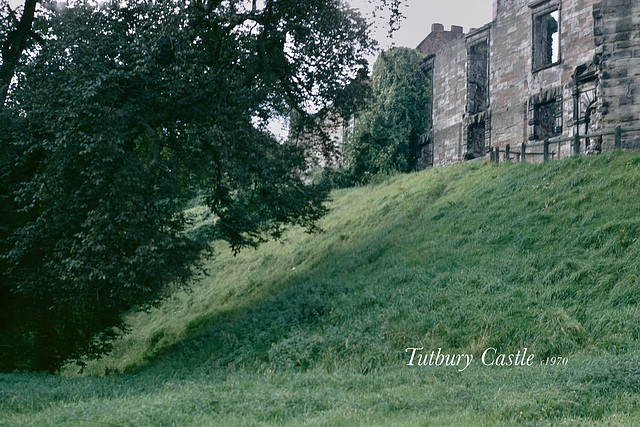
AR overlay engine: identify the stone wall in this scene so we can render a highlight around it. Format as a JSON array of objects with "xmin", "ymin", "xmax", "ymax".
[
  {"xmin": 489, "ymin": 0, "xmax": 531, "ymax": 155},
  {"xmin": 417, "ymin": 24, "xmax": 464, "ymax": 58},
  {"xmin": 491, "ymin": 0, "xmax": 599, "ymax": 158},
  {"xmin": 594, "ymin": 0, "xmax": 640, "ymax": 149},
  {"xmin": 428, "ymin": 37, "xmax": 468, "ymax": 166},
  {"xmin": 423, "ymin": 0, "xmax": 605, "ymax": 166}
]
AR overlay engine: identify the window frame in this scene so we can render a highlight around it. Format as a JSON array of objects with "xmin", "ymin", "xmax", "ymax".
[
  {"xmin": 466, "ymin": 39, "xmax": 490, "ymax": 115},
  {"xmin": 531, "ymin": 1, "xmax": 562, "ymax": 72},
  {"xmin": 528, "ymin": 90, "xmax": 563, "ymax": 141}
]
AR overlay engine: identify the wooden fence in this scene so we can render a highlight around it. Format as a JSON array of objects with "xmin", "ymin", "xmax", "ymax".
[{"xmin": 490, "ymin": 125, "xmax": 640, "ymax": 163}]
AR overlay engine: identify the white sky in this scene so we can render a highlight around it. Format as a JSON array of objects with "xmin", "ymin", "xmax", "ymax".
[{"xmin": 348, "ymin": 0, "xmax": 495, "ymax": 51}]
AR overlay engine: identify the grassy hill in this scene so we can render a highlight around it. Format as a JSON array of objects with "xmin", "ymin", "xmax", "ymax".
[{"xmin": 3, "ymin": 152, "xmax": 640, "ymax": 426}]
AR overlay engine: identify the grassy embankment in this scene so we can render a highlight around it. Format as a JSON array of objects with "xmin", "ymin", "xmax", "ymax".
[{"xmin": 3, "ymin": 152, "xmax": 640, "ymax": 426}]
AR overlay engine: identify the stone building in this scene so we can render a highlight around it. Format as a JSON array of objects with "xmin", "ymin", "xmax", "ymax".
[{"xmin": 419, "ymin": 0, "xmax": 640, "ymax": 167}]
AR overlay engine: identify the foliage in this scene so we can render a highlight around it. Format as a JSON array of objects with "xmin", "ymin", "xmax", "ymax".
[
  {"xmin": 288, "ymin": 67, "xmax": 372, "ymax": 182},
  {"xmin": 343, "ymin": 47, "xmax": 430, "ymax": 184},
  {"xmin": 0, "ymin": 0, "xmax": 377, "ymax": 372}
]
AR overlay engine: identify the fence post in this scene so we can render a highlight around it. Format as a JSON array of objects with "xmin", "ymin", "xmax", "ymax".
[
  {"xmin": 574, "ymin": 133, "xmax": 580, "ymax": 156},
  {"xmin": 615, "ymin": 125, "xmax": 622, "ymax": 149},
  {"xmin": 495, "ymin": 147, "xmax": 500, "ymax": 163},
  {"xmin": 543, "ymin": 139, "xmax": 549, "ymax": 162},
  {"xmin": 506, "ymin": 144, "xmax": 511, "ymax": 162},
  {"xmin": 521, "ymin": 142, "xmax": 526, "ymax": 162}
]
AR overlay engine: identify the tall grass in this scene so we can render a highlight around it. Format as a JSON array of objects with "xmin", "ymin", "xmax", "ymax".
[{"xmin": 3, "ymin": 152, "xmax": 640, "ymax": 425}]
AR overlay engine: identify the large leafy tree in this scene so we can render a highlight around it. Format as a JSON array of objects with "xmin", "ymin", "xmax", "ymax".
[
  {"xmin": 344, "ymin": 47, "xmax": 431, "ymax": 183},
  {"xmin": 0, "ymin": 0, "xmax": 402, "ymax": 372}
]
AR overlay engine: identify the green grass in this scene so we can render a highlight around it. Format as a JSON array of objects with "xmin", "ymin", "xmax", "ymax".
[{"xmin": 4, "ymin": 152, "xmax": 640, "ymax": 425}]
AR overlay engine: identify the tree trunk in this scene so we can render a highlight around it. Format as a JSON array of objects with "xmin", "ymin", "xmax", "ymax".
[{"xmin": 0, "ymin": 0, "xmax": 38, "ymax": 106}]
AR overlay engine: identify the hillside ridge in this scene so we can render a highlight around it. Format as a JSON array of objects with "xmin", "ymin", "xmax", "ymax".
[{"xmin": 4, "ymin": 153, "xmax": 640, "ymax": 426}]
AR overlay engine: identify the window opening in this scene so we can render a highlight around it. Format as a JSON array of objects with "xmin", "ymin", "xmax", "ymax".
[
  {"xmin": 529, "ymin": 97, "xmax": 562, "ymax": 140},
  {"xmin": 467, "ymin": 40, "xmax": 489, "ymax": 114},
  {"xmin": 533, "ymin": 9, "xmax": 560, "ymax": 70},
  {"xmin": 466, "ymin": 121, "xmax": 486, "ymax": 159}
]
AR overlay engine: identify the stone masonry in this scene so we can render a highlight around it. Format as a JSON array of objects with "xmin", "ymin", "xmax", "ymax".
[
  {"xmin": 416, "ymin": 24, "xmax": 465, "ymax": 58},
  {"xmin": 419, "ymin": 0, "xmax": 640, "ymax": 166},
  {"xmin": 594, "ymin": 0, "xmax": 640, "ymax": 149}
]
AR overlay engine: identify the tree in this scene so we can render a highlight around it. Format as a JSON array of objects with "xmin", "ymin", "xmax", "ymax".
[
  {"xmin": 0, "ymin": 0, "xmax": 404, "ymax": 372},
  {"xmin": 344, "ymin": 47, "xmax": 431, "ymax": 183},
  {"xmin": 0, "ymin": 0, "xmax": 38, "ymax": 104}
]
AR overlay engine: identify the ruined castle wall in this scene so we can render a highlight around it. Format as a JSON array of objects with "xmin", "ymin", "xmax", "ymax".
[
  {"xmin": 558, "ymin": 0, "xmax": 600, "ymax": 154},
  {"xmin": 431, "ymin": 38, "xmax": 468, "ymax": 166},
  {"xmin": 562, "ymin": 0, "xmax": 598, "ymax": 67},
  {"xmin": 489, "ymin": 1, "xmax": 531, "ymax": 152},
  {"xmin": 594, "ymin": 0, "xmax": 640, "ymax": 149},
  {"xmin": 489, "ymin": 0, "xmax": 599, "ymax": 158},
  {"xmin": 417, "ymin": 24, "xmax": 465, "ymax": 58}
]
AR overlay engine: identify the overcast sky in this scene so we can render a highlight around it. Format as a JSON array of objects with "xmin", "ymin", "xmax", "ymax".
[{"xmin": 348, "ymin": 0, "xmax": 495, "ymax": 51}]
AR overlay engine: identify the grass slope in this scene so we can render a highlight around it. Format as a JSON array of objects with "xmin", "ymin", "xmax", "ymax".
[{"xmin": 3, "ymin": 153, "xmax": 640, "ymax": 426}]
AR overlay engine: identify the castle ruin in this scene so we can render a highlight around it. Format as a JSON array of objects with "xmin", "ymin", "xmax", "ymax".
[{"xmin": 419, "ymin": 0, "xmax": 640, "ymax": 167}]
